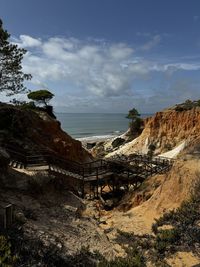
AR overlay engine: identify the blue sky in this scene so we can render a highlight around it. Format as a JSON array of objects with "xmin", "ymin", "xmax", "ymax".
[{"xmin": 1, "ymin": 0, "xmax": 200, "ymax": 113}]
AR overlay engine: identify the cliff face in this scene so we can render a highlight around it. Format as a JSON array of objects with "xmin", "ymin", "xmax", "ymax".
[
  {"xmin": 102, "ymin": 159, "xmax": 200, "ymax": 235},
  {"xmin": 0, "ymin": 104, "xmax": 91, "ymax": 162},
  {"xmin": 144, "ymin": 108, "xmax": 200, "ymax": 152},
  {"xmin": 107, "ymin": 107, "xmax": 200, "ymax": 157}
]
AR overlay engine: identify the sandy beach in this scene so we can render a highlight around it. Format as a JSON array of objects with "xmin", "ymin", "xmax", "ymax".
[{"xmin": 77, "ymin": 134, "xmax": 118, "ymax": 146}]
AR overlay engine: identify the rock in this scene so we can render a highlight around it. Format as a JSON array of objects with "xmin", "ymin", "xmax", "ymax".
[
  {"xmin": 67, "ymin": 191, "xmax": 86, "ymax": 209},
  {"xmin": 86, "ymin": 142, "xmax": 96, "ymax": 149},
  {"xmin": 15, "ymin": 211, "xmax": 27, "ymax": 223},
  {"xmin": 112, "ymin": 137, "xmax": 125, "ymax": 148},
  {"xmin": 105, "ymin": 199, "xmax": 114, "ymax": 209},
  {"xmin": 57, "ymin": 243, "xmax": 62, "ymax": 249},
  {"xmin": 65, "ymin": 191, "xmax": 86, "ymax": 217}
]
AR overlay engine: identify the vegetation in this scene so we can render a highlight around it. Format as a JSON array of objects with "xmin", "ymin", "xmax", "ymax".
[
  {"xmin": 98, "ymin": 246, "xmax": 145, "ymax": 267},
  {"xmin": 0, "ymin": 226, "xmax": 103, "ymax": 267},
  {"xmin": 1, "ymin": 174, "xmax": 200, "ymax": 266},
  {"xmin": 0, "ymin": 19, "xmax": 32, "ymax": 95},
  {"xmin": 126, "ymin": 108, "xmax": 140, "ymax": 121},
  {"xmin": 10, "ymin": 98, "xmax": 37, "ymax": 110},
  {"xmin": 163, "ymin": 143, "xmax": 172, "ymax": 152},
  {"xmin": 0, "ymin": 235, "xmax": 16, "ymax": 266},
  {"xmin": 27, "ymin": 173, "xmax": 54, "ymax": 195},
  {"xmin": 98, "ymin": 231, "xmax": 145, "ymax": 267},
  {"xmin": 27, "ymin": 89, "xmax": 54, "ymax": 107},
  {"xmin": 126, "ymin": 108, "xmax": 143, "ymax": 135},
  {"xmin": 112, "ymin": 137, "xmax": 125, "ymax": 148},
  {"xmin": 175, "ymin": 98, "xmax": 200, "ymax": 111},
  {"xmin": 147, "ymin": 144, "xmax": 156, "ymax": 158},
  {"xmin": 100, "ymin": 174, "xmax": 200, "ymax": 265},
  {"xmin": 152, "ymin": 174, "xmax": 200, "ymax": 256},
  {"xmin": 154, "ymin": 229, "xmax": 179, "ymax": 254}
]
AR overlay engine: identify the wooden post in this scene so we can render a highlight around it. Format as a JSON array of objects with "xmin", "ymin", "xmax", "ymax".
[
  {"xmin": 96, "ymin": 167, "xmax": 99, "ymax": 198},
  {"xmin": 89, "ymin": 162, "xmax": 91, "ymax": 174},
  {"xmin": 90, "ymin": 182, "xmax": 93, "ymax": 199},
  {"xmin": 82, "ymin": 167, "xmax": 85, "ymax": 198},
  {"xmin": 150, "ymin": 160, "xmax": 153, "ymax": 176},
  {"xmin": 112, "ymin": 177, "xmax": 115, "ymax": 196}
]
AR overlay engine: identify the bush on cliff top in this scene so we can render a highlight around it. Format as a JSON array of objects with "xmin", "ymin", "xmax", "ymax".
[{"xmin": 175, "ymin": 99, "xmax": 200, "ymax": 111}]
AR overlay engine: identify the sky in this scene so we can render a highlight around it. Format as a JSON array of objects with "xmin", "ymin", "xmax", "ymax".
[{"xmin": 1, "ymin": 0, "xmax": 200, "ymax": 113}]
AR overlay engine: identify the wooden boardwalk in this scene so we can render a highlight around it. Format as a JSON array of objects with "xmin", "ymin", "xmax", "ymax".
[{"xmin": 1, "ymin": 144, "xmax": 174, "ymax": 198}]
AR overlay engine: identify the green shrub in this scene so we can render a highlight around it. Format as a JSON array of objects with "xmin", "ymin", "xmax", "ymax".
[
  {"xmin": 100, "ymin": 230, "xmax": 146, "ymax": 267},
  {"xmin": 174, "ymin": 99, "xmax": 198, "ymax": 111},
  {"xmin": 154, "ymin": 229, "xmax": 178, "ymax": 254},
  {"xmin": 0, "ymin": 235, "xmax": 16, "ymax": 266},
  {"xmin": 98, "ymin": 246, "xmax": 145, "ymax": 267},
  {"xmin": 152, "ymin": 175, "xmax": 200, "ymax": 255},
  {"xmin": 129, "ymin": 118, "xmax": 143, "ymax": 134},
  {"xmin": 27, "ymin": 173, "xmax": 52, "ymax": 195},
  {"xmin": 117, "ymin": 229, "xmax": 135, "ymax": 240},
  {"xmin": 147, "ymin": 144, "xmax": 156, "ymax": 158},
  {"xmin": 112, "ymin": 137, "xmax": 125, "ymax": 148},
  {"xmin": 20, "ymin": 101, "xmax": 36, "ymax": 110}
]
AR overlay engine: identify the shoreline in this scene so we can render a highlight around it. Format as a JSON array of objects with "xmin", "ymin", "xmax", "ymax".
[{"xmin": 76, "ymin": 134, "xmax": 118, "ymax": 146}]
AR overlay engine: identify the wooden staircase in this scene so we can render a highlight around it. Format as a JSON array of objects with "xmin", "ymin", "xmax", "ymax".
[{"xmin": 0, "ymin": 143, "xmax": 174, "ymax": 198}]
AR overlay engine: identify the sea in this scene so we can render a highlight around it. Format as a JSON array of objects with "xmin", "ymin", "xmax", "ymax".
[{"xmin": 56, "ymin": 113, "xmax": 152, "ymax": 141}]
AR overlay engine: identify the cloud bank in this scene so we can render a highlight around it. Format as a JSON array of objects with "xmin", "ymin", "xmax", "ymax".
[{"xmin": 12, "ymin": 35, "xmax": 200, "ymax": 112}]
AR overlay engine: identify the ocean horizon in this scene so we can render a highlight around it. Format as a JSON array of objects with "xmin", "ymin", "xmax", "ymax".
[{"xmin": 55, "ymin": 113, "xmax": 152, "ymax": 140}]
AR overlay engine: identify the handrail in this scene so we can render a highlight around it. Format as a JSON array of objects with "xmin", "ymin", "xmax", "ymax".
[
  {"xmin": 1, "ymin": 142, "xmax": 173, "ymax": 181},
  {"xmin": 110, "ymin": 152, "xmax": 174, "ymax": 164},
  {"xmin": 1, "ymin": 145, "xmax": 27, "ymax": 166}
]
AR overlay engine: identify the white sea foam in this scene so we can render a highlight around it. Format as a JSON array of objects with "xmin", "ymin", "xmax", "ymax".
[{"xmin": 77, "ymin": 134, "xmax": 118, "ymax": 143}]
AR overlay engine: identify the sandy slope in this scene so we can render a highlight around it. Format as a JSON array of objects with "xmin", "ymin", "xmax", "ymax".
[{"xmin": 101, "ymin": 159, "xmax": 200, "ymax": 235}]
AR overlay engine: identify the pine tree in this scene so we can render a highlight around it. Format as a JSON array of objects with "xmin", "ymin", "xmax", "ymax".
[
  {"xmin": 126, "ymin": 108, "xmax": 142, "ymax": 135},
  {"xmin": 0, "ymin": 19, "xmax": 32, "ymax": 95},
  {"xmin": 27, "ymin": 90, "xmax": 54, "ymax": 107},
  {"xmin": 126, "ymin": 108, "xmax": 140, "ymax": 122}
]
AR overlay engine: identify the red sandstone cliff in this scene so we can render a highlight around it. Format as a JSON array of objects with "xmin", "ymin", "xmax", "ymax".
[
  {"xmin": 107, "ymin": 106, "xmax": 200, "ymax": 157},
  {"xmin": 0, "ymin": 104, "xmax": 92, "ymax": 162},
  {"xmin": 142, "ymin": 107, "xmax": 200, "ymax": 152}
]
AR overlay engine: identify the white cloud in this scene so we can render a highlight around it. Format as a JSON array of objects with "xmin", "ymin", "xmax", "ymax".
[
  {"xmin": 17, "ymin": 36, "xmax": 151, "ymax": 97},
  {"xmin": 108, "ymin": 44, "xmax": 134, "ymax": 60},
  {"xmin": 20, "ymin": 35, "xmax": 200, "ymax": 80},
  {"xmin": 140, "ymin": 35, "xmax": 161, "ymax": 51},
  {"xmin": 150, "ymin": 62, "xmax": 200, "ymax": 74},
  {"xmin": 19, "ymin": 35, "xmax": 42, "ymax": 47},
  {"xmin": 11, "ymin": 34, "xmax": 200, "ymax": 113}
]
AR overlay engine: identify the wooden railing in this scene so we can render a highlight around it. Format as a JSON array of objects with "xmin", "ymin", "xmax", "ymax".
[
  {"xmin": 1, "ymin": 143, "xmax": 27, "ymax": 165},
  {"xmin": 1, "ymin": 143, "xmax": 174, "ymax": 184},
  {"xmin": 0, "ymin": 143, "xmax": 176, "ymax": 198},
  {"xmin": 0, "ymin": 143, "xmax": 111, "ymax": 178}
]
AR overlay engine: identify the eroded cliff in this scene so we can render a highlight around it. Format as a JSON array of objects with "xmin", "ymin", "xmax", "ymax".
[
  {"xmin": 106, "ymin": 106, "xmax": 200, "ymax": 158},
  {"xmin": 0, "ymin": 103, "xmax": 91, "ymax": 162}
]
